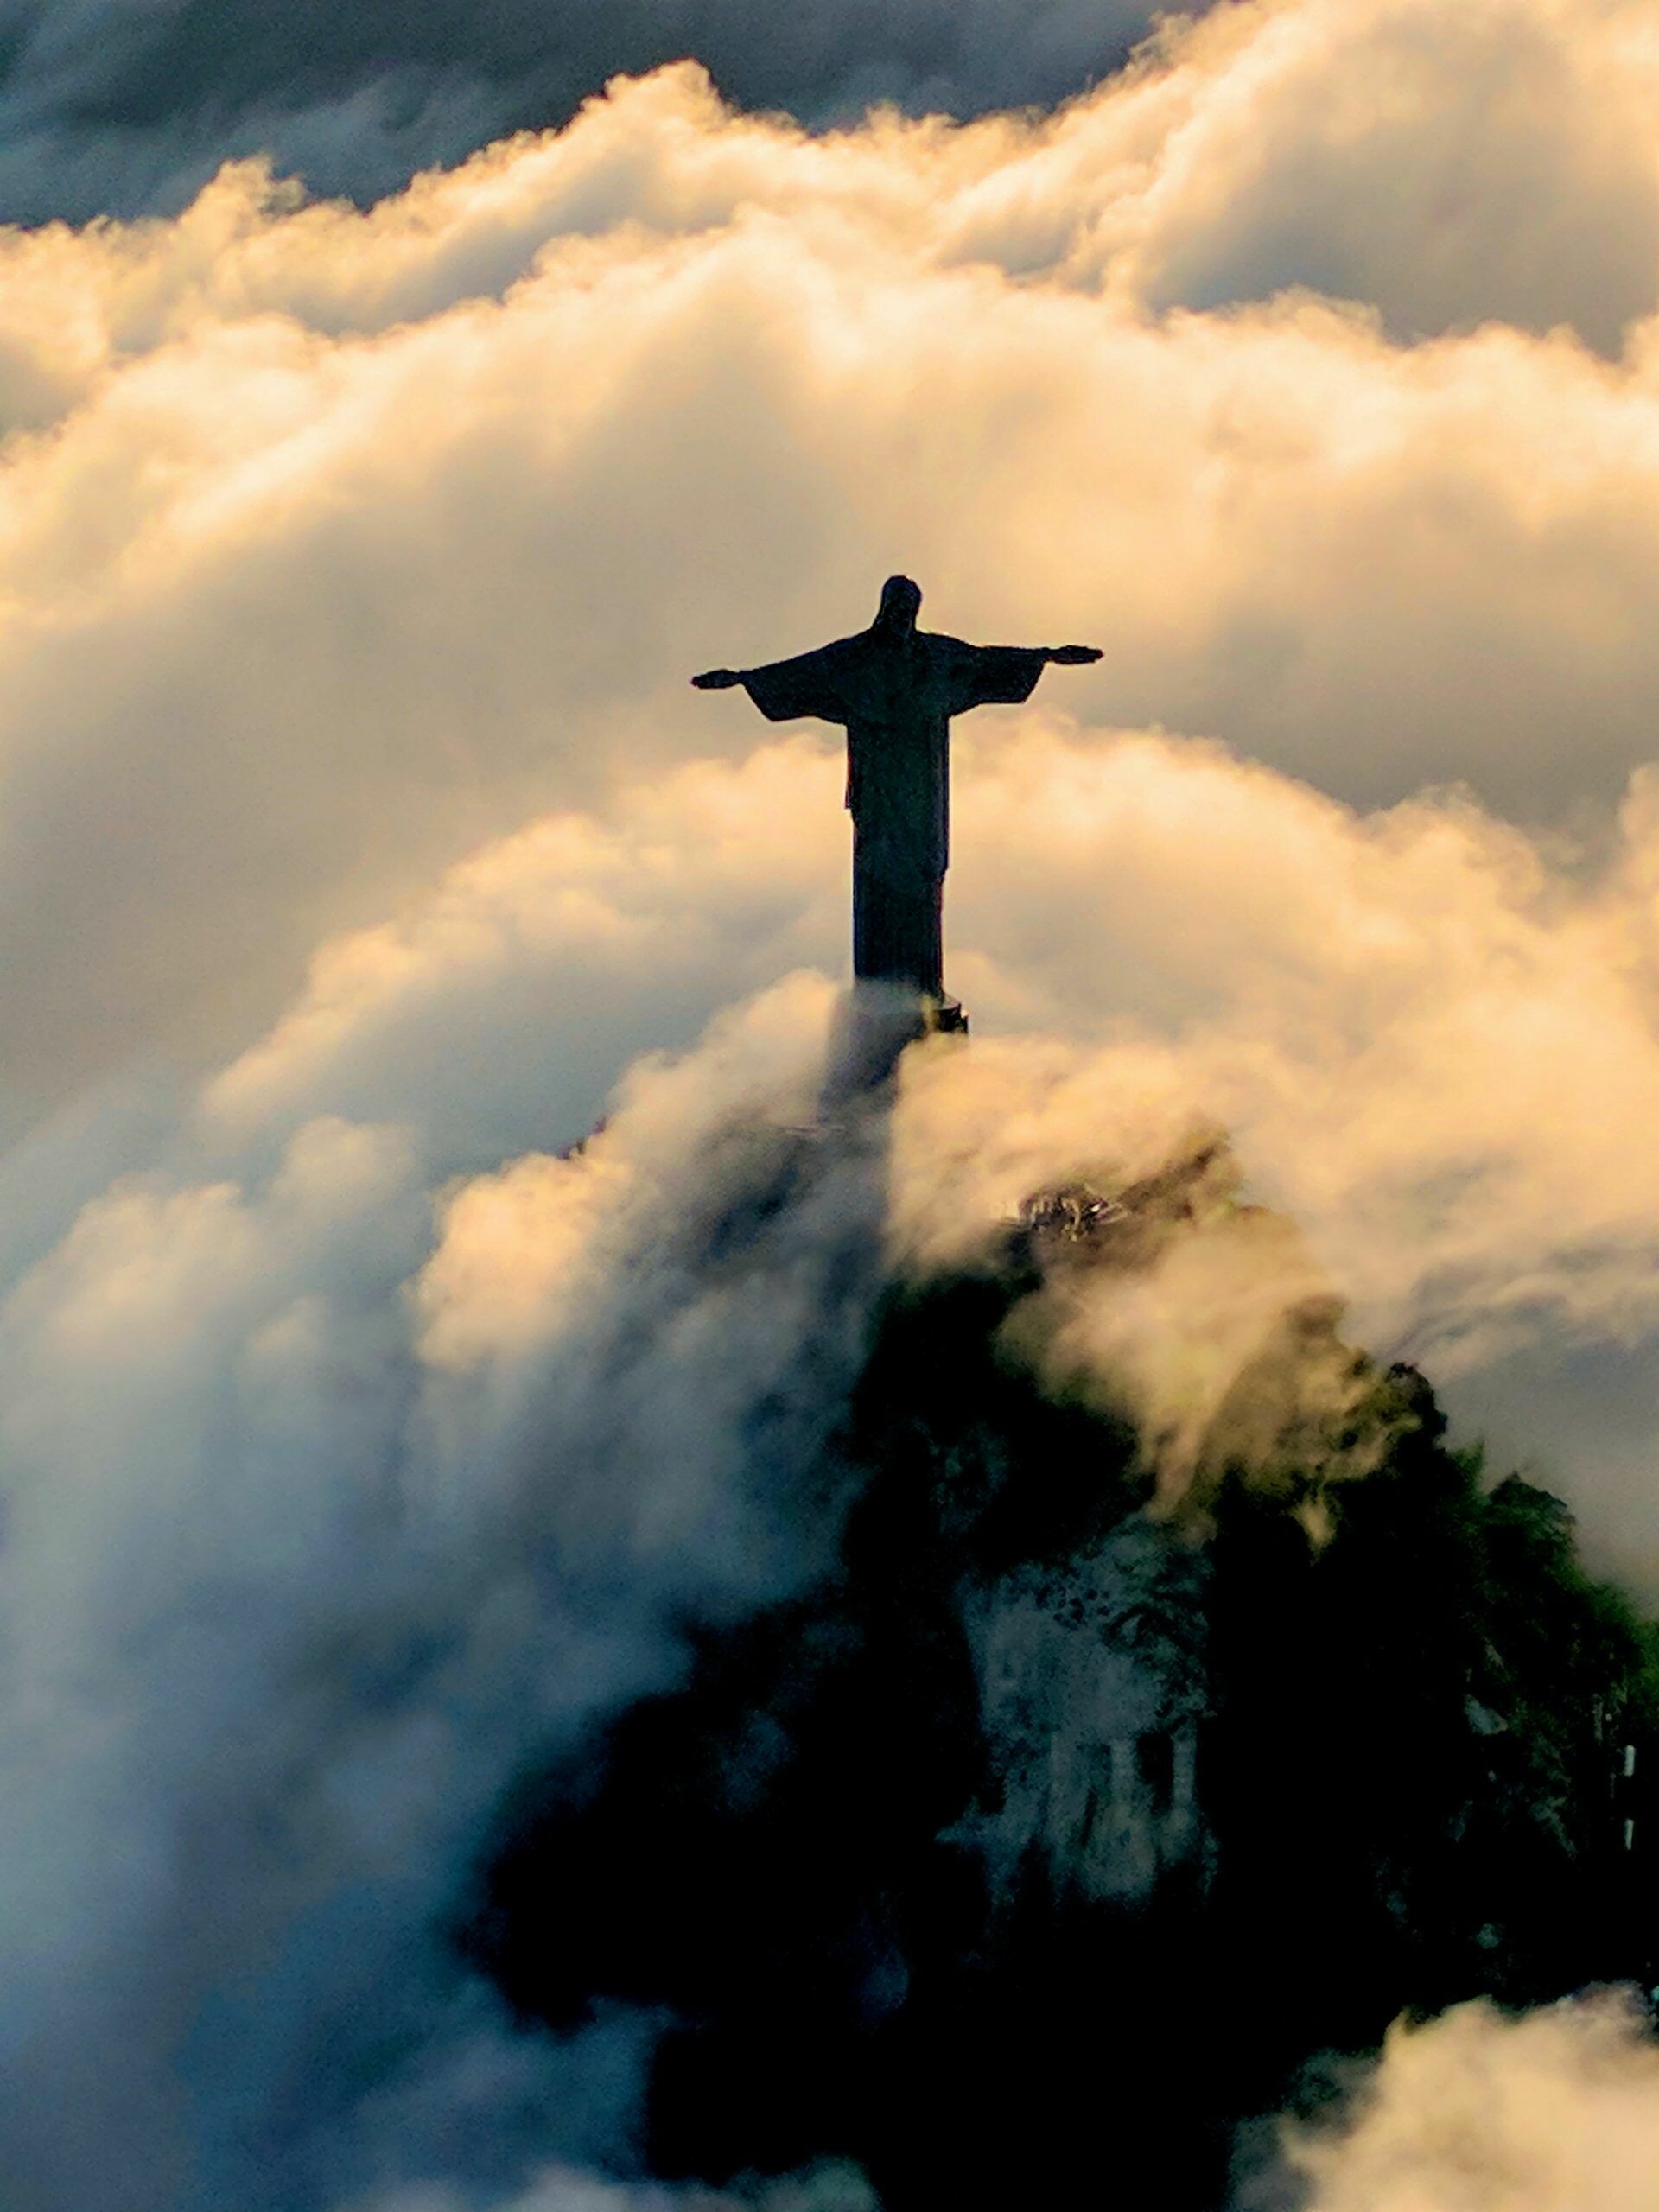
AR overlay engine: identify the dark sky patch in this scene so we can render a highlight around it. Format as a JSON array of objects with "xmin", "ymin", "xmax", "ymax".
[{"xmin": 0, "ymin": 0, "xmax": 1202, "ymax": 224}]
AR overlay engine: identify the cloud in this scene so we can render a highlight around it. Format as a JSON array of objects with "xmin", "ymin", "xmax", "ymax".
[
  {"xmin": 0, "ymin": 980, "xmax": 897, "ymax": 2210},
  {"xmin": 1255, "ymin": 1992, "xmax": 1659, "ymax": 2212},
  {"xmin": 200, "ymin": 740, "xmax": 849, "ymax": 1172},
  {"xmin": 3, "ymin": 717, "xmax": 1657, "ymax": 2199},
  {"xmin": 6, "ymin": 16, "xmax": 1659, "ymax": 1137},
  {"xmin": 159, "ymin": 715, "xmax": 1659, "ymax": 1565},
  {"xmin": 1099, "ymin": 0, "xmax": 1659, "ymax": 349},
  {"xmin": 3, "ymin": 10, "xmax": 1659, "ymax": 2202},
  {"xmin": 0, "ymin": 911, "xmax": 1467, "ymax": 2207},
  {"xmin": 3, "ymin": 828, "xmax": 1649, "ymax": 2203}
]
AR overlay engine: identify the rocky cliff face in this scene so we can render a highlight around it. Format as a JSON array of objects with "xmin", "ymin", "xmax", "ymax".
[
  {"xmin": 957, "ymin": 1520, "xmax": 1209, "ymax": 1910},
  {"xmin": 460, "ymin": 1140, "xmax": 1659, "ymax": 2209}
]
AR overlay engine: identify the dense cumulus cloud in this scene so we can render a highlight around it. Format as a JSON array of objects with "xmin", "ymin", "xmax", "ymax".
[
  {"xmin": 7, "ymin": 0, "xmax": 1659, "ymax": 2205},
  {"xmin": 179, "ymin": 721, "xmax": 1659, "ymax": 1565},
  {"xmin": 1255, "ymin": 1993, "xmax": 1659, "ymax": 2212},
  {"xmin": 0, "ymin": 960, "xmax": 1393, "ymax": 2210},
  {"xmin": 0, "ymin": 0, "xmax": 1183, "ymax": 225},
  {"xmin": 0, "ymin": 979, "xmax": 896, "ymax": 2210},
  {"xmin": 9, "ymin": 2, "xmax": 1659, "ymax": 1135}
]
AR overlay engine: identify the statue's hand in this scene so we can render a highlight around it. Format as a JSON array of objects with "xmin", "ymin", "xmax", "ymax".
[
  {"xmin": 1048, "ymin": 645, "xmax": 1103, "ymax": 665},
  {"xmin": 691, "ymin": 667, "xmax": 743, "ymax": 690}
]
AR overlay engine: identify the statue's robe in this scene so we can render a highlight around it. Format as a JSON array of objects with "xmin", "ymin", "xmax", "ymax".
[{"xmin": 739, "ymin": 629, "xmax": 1048, "ymax": 997}]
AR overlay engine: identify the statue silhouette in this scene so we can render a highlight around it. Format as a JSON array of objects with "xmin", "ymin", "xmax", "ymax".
[{"xmin": 694, "ymin": 576, "xmax": 1100, "ymax": 1003}]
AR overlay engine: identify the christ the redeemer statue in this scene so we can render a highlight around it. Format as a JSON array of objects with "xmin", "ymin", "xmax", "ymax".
[{"xmin": 693, "ymin": 575, "xmax": 1100, "ymax": 1002}]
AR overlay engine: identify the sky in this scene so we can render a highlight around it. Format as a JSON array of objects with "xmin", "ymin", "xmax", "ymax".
[
  {"xmin": 4, "ymin": 0, "xmax": 1659, "ymax": 2206},
  {"xmin": 0, "ymin": 0, "xmax": 1192, "ymax": 223}
]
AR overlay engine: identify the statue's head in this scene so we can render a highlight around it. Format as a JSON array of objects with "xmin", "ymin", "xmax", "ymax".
[{"xmin": 874, "ymin": 575, "xmax": 922, "ymax": 636}]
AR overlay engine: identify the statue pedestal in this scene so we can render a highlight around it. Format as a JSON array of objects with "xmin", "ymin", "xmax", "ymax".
[{"xmin": 822, "ymin": 984, "xmax": 969, "ymax": 1110}]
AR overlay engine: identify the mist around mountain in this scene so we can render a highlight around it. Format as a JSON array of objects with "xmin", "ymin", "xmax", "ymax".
[
  {"xmin": 461, "ymin": 1118, "xmax": 1659, "ymax": 2209},
  {"xmin": 3, "ymin": 5, "xmax": 1659, "ymax": 2197}
]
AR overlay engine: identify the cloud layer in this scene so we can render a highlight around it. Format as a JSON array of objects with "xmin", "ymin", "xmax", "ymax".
[
  {"xmin": 3, "ymin": 4, "xmax": 1659, "ymax": 2206},
  {"xmin": 1266, "ymin": 1994, "xmax": 1659, "ymax": 2212},
  {"xmin": 187, "ymin": 720, "xmax": 1659, "ymax": 1545},
  {"xmin": 0, "ymin": 980, "xmax": 899, "ymax": 2210},
  {"xmin": 8, "ymin": 5, "xmax": 1659, "ymax": 1137}
]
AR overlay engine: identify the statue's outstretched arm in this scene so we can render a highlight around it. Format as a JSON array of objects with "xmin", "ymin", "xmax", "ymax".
[
  {"xmin": 945, "ymin": 638, "xmax": 1099, "ymax": 713},
  {"xmin": 692, "ymin": 644, "xmax": 849, "ymax": 724}
]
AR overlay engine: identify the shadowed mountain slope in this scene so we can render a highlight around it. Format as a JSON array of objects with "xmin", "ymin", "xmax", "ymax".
[{"xmin": 461, "ymin": 1143, "xmax": 1659, "ymax": 2208}]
